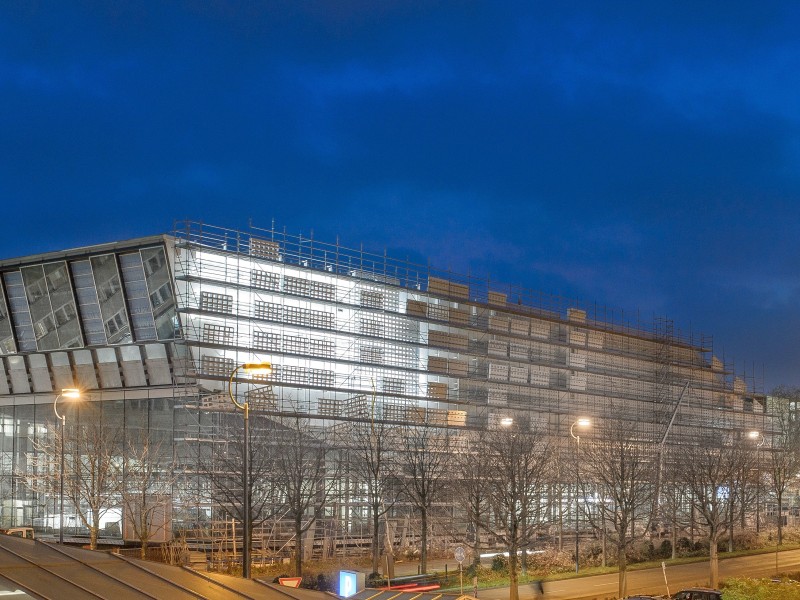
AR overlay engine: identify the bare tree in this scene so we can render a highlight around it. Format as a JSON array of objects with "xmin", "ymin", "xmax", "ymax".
[
  {"xmin": 121, "ymin": 434, "xmax": 176, "ymax": 558},
  {"xmin": 581, "ymin": 420, "xmax": 658, "ymax": 599},
  {"xmin": 453, "ymin": 428, "xmax": 492, "ymax": 567},
  {"xmin": 673, "ymin": 436, "xmax": 748, "ymax": 588},
  {"xmin": 659, "ymin": 479, "xmax": 691, "ymax": 559},
  {"xmin": 347, "ymin": 417, "xmax": 399, "ymax": 575},
  {"xmin": 25, "ymin": 406, "xmax": 123, "ymax": 549},
  {"xmin": 480, "ymin": 418, "xmax": 553, "ymax": 600},
  {"xmin": 204, "ymin": 412, "xmax": 280, "ymax": 561},
  {"xmin": 727, "ymin": 445, "xmax": 757, "ymax": 551},
  {"xmin": 398, "ymin": 423, "xmax": 452, "ymax": 573},
  {"xmin": 272, "ymin": 414, "xmax": 341, "ymax": 577},
  {"xmin": 766, "ymin": 387, "xmax": 800, "ymax": 546}
]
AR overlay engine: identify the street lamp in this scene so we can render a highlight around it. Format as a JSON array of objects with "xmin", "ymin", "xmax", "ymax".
[
  {"xmin": 228, "ymin": 361, "xmax": 272, "ymax": 579},
  {"xmin": 53, "ymin": 388, "xmax": 81, "ymax": 544},
  {"xmin": 749, "ymin": 431, "xmax": 765, "ymax": 532},
  {"xmin": 570, "ymin": 417, "xmax": 591, "ymax": 573}
]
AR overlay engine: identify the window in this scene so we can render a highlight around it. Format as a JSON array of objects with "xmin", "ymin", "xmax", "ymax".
[
  {"xmin": 33, "ymin": 315, "xmax": 55, "ymax": 340},
  {"xmin": 105, "ymin": 311, "xmax": 127, "ymax": 337},
  {"xmin": 249, "ymin": 237, "xmax": 280, "ymax": 260},
  {"xmin": 98, "ymin": 276, "xmax": 122, "ymax": 302},
  {"xmin": 202, "ymin": 323, "xmax": 234, "ymax": 345},
  {"xmin": 53, "ymin": 303, "xmax": 77, "ymax": 326},
  {"xmin": 284, "ymin": 335, "xmax": 308, "ymax": 354},
  {"xmin": 253, "ymin": 330, "xmax": 280, "ymax": 351},
  {"xmin": 308, "ymin": 280, "xmax": 335, "ymax": 301},
  {"xmin": 360, "ymin": 290, "xmax": 384, "ymax": 309},
  {"xmin": 149, "ymin": 283, "xmax": 173, "ymax": 308},
  {"xmin": 309, "ymin": 337, "xmax": 334, "ymax": 358},
  {"xmin": 359, "ymin": 345, "xmax": 384, "ymax": 364},
  {"xmin": 361, "ymin": 318, "xmax": 382, "ymax": 336},
  {"xmin": 24, "ymin": 276, "xmax": 46, "ymax": 303},
  {"xmin": 254, "ymin": 301, "xmax": 282, "ymax": 321},
  {"xmin": 428, "ymin": 304, "xmax": 449, "ymax": 321},
  {"xmin": 383, "ymin": 378, "xmax": 405, "ymax": 394},
  {"xmin": 201, "ymin": 355, "xmax": 235, "ymax": 377},
  {"xmin": 200, "ymin": 291, "xmax": 233, "ymax": 313},
  {"xmin": 308, "ymin": 368, "xmax": 334, "ymax": 386},
  {"xmin": 251, "ymin": 270, "xmax": 280, "ymax": 291},
  {"xmin": 143, "ymin": 252, "xmax": 165, "ymax": 276}
]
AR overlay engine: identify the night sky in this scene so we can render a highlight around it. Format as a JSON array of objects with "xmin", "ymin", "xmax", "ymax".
[{"xmin": 2, "ymin": 2, "xmax": 799, "ymax": 391}]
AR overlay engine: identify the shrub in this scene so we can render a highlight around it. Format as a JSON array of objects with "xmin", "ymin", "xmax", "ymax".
[
  {"xmin": 722, "ymin": 577, "xmax": 800, "ymax": 600},
  {"xmin": 658, "ymin": 539, "xmax": 673, "ymax": 558},
  {"xmin": 675, "ymin": 537, "xmax": 693, "ymax": 555},
  {"xmin": 491, "ymin": 554, "xmax": 508, "ymax": 573},
  {"xmin": 526, "ymin": 548, "xmax": 573, "ymax": 575},
  {"xmin": 626, "ymin": 540, "xmax": 656, "ymax": 563},
  {"xmin": 732, "ymin": 530, "xmax": 761, "ymax": 551}
]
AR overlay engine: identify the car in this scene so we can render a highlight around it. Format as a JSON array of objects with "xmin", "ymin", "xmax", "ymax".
[
  {"xmin": 671, "ymin": 588, "xmax": 722, "ymax": 600},
  {"xmin": 623, "ymin": 596, "xmax": 666, "ymax": 600}
]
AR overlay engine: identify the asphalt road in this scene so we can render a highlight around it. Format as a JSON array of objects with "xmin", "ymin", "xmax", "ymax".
[{"xmin": 473, "ymin": 548, "xmax": 800, "ymax": 600}]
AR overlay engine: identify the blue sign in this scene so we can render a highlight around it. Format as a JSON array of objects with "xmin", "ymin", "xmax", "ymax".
[{"xmin": 339, "ymin": 571, "xmax": 358, "ymax": 598}]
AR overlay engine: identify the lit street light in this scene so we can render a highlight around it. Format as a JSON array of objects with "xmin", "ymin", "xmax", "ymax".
[
  {"xmin": 228, "ymin": 362, "xmax": 272, "ymax": 579},
  {"xmin": 53, "ymin": 388, "xmax": 81, "ymax": 544},
  {"xmin": 570, "ymin": 417, "xmax": 591, "ymax": 573}
]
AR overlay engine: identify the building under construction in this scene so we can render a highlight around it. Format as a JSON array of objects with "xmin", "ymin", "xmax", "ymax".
[{"xmin": 0, "ymin": 221, "xmax": 767, "ymax": 555}]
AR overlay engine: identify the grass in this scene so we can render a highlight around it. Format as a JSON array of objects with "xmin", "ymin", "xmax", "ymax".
[{"xmin": 433, "ymin": 544, "xmax": 800, "ymax": 591}]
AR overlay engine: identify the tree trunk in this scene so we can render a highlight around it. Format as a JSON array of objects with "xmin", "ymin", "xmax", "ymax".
[
  {"xmin": 709, "ymin": 535, "xmax": 719, "ymax": 588},
  {"xmin": 91, "ymin": 512, "xmax": 100, "ymax": 550},
  {"xmin": 728, "ymin": 499, "xmax": 734, "ymax": 552},
  {"xmin": 557, "ymin": 485, "xmax": 563, "ymax": 551},
  {"xmin": 777, "ymin": 489, "xmax": 784, "ymax": 546},
  {"xmin": 140, "ymin": 540, "xmax": 147, "ymax": 559},
  {"xmin": 294, "ymin": 516, "xmax": 303, "ymax": 577},
  {"xmin": 618, "ymin": 546, "xmax": 628, "ymax": 598},
  {"xmin": 508, "ymin": 542, "xmax": 520, "ymax": 600},
  {"xmin": 472, "ymin": 513, "xmax": 481, "ymax": 568},
  {"xmin": 372, "ymin": 506, "xmax": 380, "ymax": 574},
  {"xmin": 671, "ymin": 501, "xmax": 678, "ymax": 560},
  {"xmin": 420, "ymin": 510, "xmax": 428, "ymax": 573}
]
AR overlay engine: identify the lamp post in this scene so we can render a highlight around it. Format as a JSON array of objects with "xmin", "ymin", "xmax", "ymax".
[
  {"xmin": 570, "ymin": 417, "xmax": 591, "ymax": 574},
  {"xmin": 749, "ymin": 431, "xmax": 765, "ymax": 533},
  {"xmin": 53, "ymin": 388, "xmax": 81, "ymax": 544},
  {"xmin": 228, "ymin": 362, "xmax": 272, "ymax": 579}
]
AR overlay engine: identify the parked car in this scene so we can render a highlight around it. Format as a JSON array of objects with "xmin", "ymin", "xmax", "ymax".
[
  {"xmin": 623, "ymin": 596, "xmax": 666, "ymax": 600},
  {"xmin": 671, "ymin": 589, "xmax": 722, "ymax": 600}
]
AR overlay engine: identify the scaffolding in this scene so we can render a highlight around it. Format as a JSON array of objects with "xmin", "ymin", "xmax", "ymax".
[{"xmin": 164, "ymin": 219, "xmax": 769, "ymax": 556}]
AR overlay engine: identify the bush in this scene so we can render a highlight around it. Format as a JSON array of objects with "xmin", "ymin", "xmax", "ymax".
[
  {"xmin": 658, "ymin": 539, "xmax": 673, "ymax": 558},
  {"xmin": 676, "ymin": 537, "xmax": 693, "ymax": 555},
  {"xmin": 491, "ymin": 554, "xmax": 508, "ymax": 573},
  {"xmin": 722, "ymin": 577, "xmax": 800, "ymax": 600},
  {"xmin": 732, "ymin": 530, "xmax": 761, "ymax": 551},
  {"xmin": 526, "ymin": 548, "xmax": 574, "ymax": 575},
  {"xmin": 626, "ymin": 540, "xmax": 656, "ymax": 563}
]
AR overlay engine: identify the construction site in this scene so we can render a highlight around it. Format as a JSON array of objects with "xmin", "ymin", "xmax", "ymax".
[{"xmin": 0, "ymin": 220, "xmax": 769, "ymax": 561}]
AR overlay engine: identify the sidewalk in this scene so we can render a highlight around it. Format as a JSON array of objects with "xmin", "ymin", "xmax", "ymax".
[{"xmin": 391, "ymin": 556, "xmax": 475, "ymax": 577}]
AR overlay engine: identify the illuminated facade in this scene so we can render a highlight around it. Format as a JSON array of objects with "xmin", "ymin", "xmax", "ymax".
[{"xmin": 0, "ymin": 221, "xmax": 766, "ymax": 544}]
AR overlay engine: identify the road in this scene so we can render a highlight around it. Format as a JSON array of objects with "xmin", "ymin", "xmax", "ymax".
[{"xmin": 472, "ymin": 548, "xmax": 800, "ymax": 600}]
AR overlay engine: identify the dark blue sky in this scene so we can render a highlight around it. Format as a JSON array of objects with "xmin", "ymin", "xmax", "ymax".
[{"xmin": 2, "ymin": 2, "xmax": 799, "ymax": 391}]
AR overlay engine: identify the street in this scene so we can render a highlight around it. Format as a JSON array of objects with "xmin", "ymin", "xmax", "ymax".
[{"xmin": 473, "ymin": 548, "xmax": 800, "ymax": 600}]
